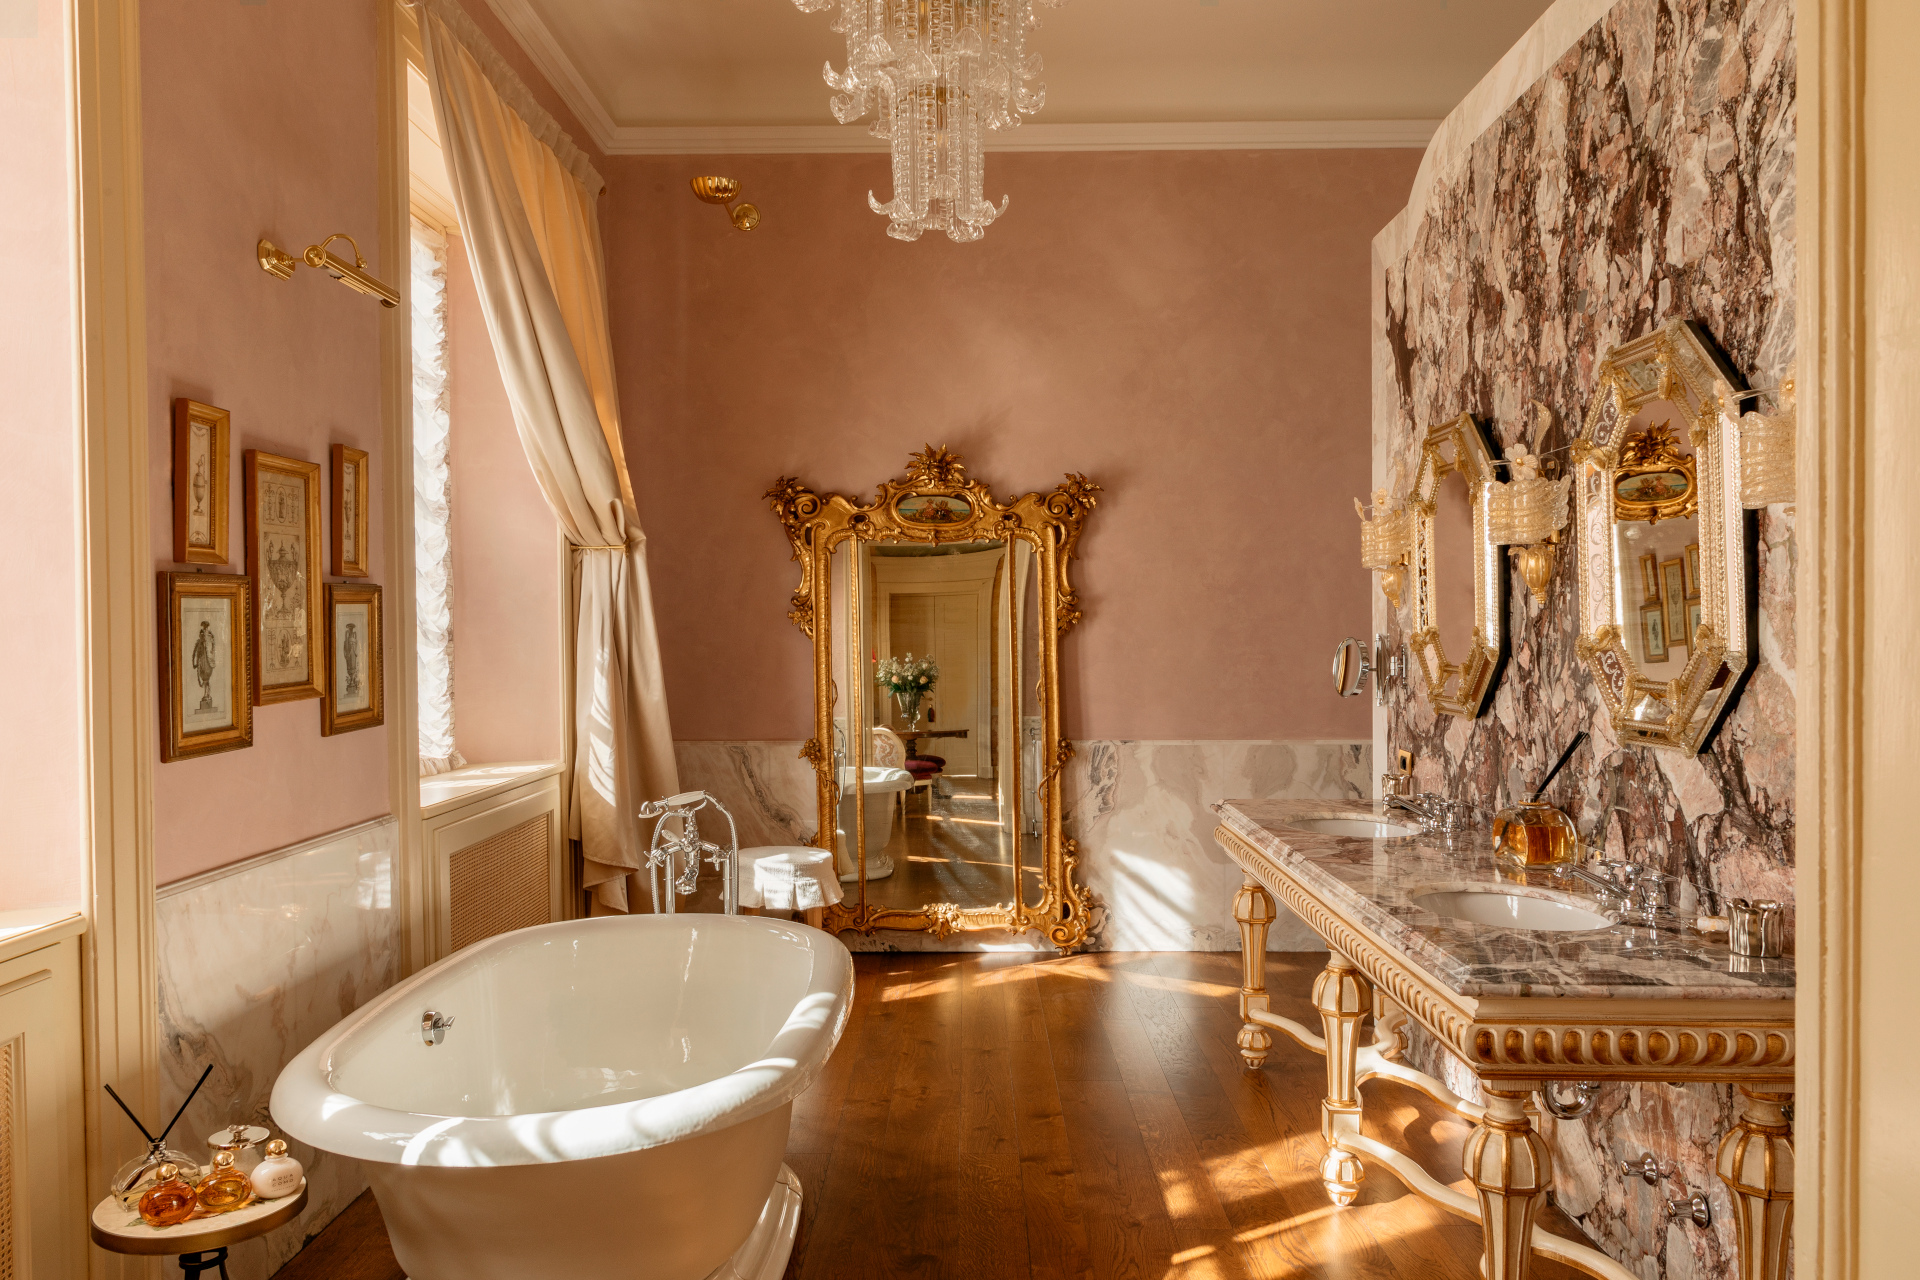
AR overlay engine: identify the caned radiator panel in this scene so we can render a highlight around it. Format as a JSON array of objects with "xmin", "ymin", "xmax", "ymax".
[
  {"xmin": 448, "ymin": 814, "xmax": 552, "ymax": 952},
  {"xmin": 0, "ymin": 1037, "xmax": 14, "ymax": 1280}
]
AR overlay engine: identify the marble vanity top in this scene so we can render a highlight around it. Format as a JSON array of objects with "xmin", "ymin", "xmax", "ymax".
[{"xmin": 1215, "ymin": 798, "xmax": 1794, "ymax": 1003}]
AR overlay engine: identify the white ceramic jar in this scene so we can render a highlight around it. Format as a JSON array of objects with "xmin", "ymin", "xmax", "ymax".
[{"xmin": 250, "ymin": 1139, "xmax": 304, "ymax": 1199}]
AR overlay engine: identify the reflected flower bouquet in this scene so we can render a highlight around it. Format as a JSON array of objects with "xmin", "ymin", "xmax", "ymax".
[{"xmin": 875, "ymin": 652, "xmax": 939, "ymax": 728}]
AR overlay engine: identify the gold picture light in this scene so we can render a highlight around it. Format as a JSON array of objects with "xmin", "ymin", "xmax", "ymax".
[
  {"xmin": 690, "ymin": 177, "xmax": 760, "ymax": 231},
  {"xmin": 257, "ymin": 233, "xmax": 400, "ymax": 308}
]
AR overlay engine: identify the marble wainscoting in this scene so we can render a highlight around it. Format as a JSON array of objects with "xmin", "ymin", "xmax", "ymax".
[
  {"xmin": 156, "ymin": 817, "xmax": 400, "ymax": 1280},
  {"xmin": 674, "ymin": 740, "xmax": 1368, "ymax": 951}
]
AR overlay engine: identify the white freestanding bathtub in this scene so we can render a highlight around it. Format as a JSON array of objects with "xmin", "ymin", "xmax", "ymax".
[{"xmin": 271, "ymin": 914, "xmax": 853, "ymax": 1280}]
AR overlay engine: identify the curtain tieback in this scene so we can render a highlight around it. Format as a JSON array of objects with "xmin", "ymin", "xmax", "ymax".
[{"xmin": 570, "ymin": 542, "xmax": 628, "ymax": 552}]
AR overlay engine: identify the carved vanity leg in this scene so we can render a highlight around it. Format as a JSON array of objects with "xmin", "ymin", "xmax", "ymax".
[
  {"xmin": 1233, "ymin": 877, "xmax": 1276, "ymax": 1068},
  {"xmin": 1312, "ymin": 953, "xmax": 1371, "ymax": 1206},
  {"xmin": 1464, "ymin": 1087, "xmax": 1553, "ymax": 1280},
  {"xmin": 1716, "ymin": 1088, "xmax": 1794, "ymax": 1280}
]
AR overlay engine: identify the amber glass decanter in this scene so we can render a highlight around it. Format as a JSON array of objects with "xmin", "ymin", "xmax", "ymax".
[
  {"xmin": 137, "ymin": 1163, "xmax": 198, "ymax": 1227},
  {"xmin": 194, "ymin": 1150, "xmax": 255, "ymax": 1215},
  {"xmin": 1491, "ymin": 801, "xmax": 1580, "ymax": 869}
]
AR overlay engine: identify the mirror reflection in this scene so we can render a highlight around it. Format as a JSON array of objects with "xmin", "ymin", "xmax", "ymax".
[
  {"xmin": 1431, "ymin": 465, "xmax": 1475, "ymax": 665},
  {"xmin": 1611, "ymin": 401, "xmax": 1702, "ymax": 679},
  {"xmin": 836, "ymin": 537, "xmax": 1039, "ymax": 912}
]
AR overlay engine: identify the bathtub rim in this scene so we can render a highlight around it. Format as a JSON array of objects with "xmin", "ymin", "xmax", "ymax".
[{"xmin": 268, "ymin": 914, "xmax": 853, "ymax": 1169}]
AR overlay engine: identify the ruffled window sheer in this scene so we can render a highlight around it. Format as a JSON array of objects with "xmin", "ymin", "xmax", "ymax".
[{"xmin": 411, "ymin": 217, "xmax": 465, "ymax": 775}]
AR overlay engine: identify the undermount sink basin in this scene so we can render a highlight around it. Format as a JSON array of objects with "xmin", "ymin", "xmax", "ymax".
[
  {"xmin": 1415, "ymin": 890, "xmax": 1612, "ymax": 932},
  {"xmin": 1283, "ymin": 817, "xmax": 1420, "ymax": 839}
]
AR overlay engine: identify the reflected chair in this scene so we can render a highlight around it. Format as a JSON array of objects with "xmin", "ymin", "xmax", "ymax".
[{"xmin": 872, "ymin": 725, "xmax": 940, "ymax": 823}]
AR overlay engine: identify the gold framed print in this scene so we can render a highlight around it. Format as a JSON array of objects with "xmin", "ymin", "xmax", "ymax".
[
  {"xmin": 172, "ymin": 399, "xmax": 230, "ymax": 565},
  {"xmin": 1640, "ymin": 552, "xmax": 1659, "ymax": 602},
  {"xmin": 322, "ymin": 582, "xmax": 383, "ymax": 735},
  {"xmin": 160, "ymin": 572, "xmax": 252, "ymax": 762},
  {"xmin": 1684, "ymin": 541, "xmax": 1701, "ymax": 598},
  {"xmin": 1639, "ymin": 602, "xmax": 1670, "ymax": 663},
  {"xmin": 1661, "ymin": 557, "xmax": 1689, "ymax": 650},
  {"xmin": 331, "ymin": 444, "xmax": 370, "ymax": 578},
  {"xmin": 245, "ymin": 449, "xmax": 324, "ymax": 704}
]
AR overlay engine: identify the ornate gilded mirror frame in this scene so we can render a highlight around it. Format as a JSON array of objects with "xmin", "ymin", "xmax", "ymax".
[
  {"xmin": 766, "ymin": 446, "xmax": 1101, "ymax": 950},
  {"xmin": 1574, "ymin": 319, "xmax": 1757, "ymax": 753},
  {"xmin": 1408, "ymin": 413, "xmax": 1508, "ymax": 717}
]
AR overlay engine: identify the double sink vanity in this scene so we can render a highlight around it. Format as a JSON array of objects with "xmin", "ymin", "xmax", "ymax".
[{"xmin": 1214, "ymin": 798, "xmax": 1792, "ymax": 1280}]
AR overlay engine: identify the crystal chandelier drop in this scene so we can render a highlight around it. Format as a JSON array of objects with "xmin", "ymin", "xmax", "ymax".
[{"xmin": 792, "ymin": 0, "xmax": 1065, "ymax": 242}]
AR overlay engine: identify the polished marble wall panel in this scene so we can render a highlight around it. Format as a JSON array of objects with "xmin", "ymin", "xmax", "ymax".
[
  {"xmin": 675, "ymin": 739, "xmax": 1368, "ymax": 952},
  {"xmin": 1372, "ymin": 1, "xmax": 1796, "ymax": 1275},
  {"xmin": 156, "ymin": 818, "xmax": 400, "ymax": 1280}
]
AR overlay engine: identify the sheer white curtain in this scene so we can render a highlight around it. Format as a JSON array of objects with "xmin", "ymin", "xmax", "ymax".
[
  {"xmin": 410, "ymin": 217, "xmax": 464, "ymax": 775},
  {"xmin": 419, "ymin": 0, "xmax": 678, "ymax": 913}
]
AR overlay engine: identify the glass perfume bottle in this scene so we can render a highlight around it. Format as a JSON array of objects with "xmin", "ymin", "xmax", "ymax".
[
  {"xmin": 112, "ymin": 1141, "xmax": 204, "ymax": 1212},
  {"xmin": 137, "ymin": 1163, "xmax": 198, "ymax": 1227},
  {"xmin": 194, "ymin": 1149, "xmax": 255, "ymax": 1214},
  {"xmin": 1491, "ymin": 800, "xmax": 1580, "ymax": 869}
]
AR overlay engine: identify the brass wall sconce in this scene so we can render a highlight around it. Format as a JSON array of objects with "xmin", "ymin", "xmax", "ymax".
[
  {"xmin": 1487, "ymin": 450, "xmax": 1570, "ymax": 599},
  {"xmin": 257, "ymin": 233, "xmax": 400, "ymax": 308},
  {"xmin": 690, "ymin": 177, "xmax": 761, "ymax": 231},
  {"xmin": 1356, "ymin": 488, "xmax": 1411, "ymax": 609}
]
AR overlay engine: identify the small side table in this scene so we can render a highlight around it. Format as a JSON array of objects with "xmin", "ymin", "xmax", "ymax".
[{"xmin": 91, "ymin": 1181, "xmax": 308, "ymax": 1278}]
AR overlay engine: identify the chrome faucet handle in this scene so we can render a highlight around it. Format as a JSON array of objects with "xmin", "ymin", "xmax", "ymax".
[
  {"xmin": 1666, "ymin": 1193, "xmax": 1713, "ymax": 1228},
  {"xmin": 1621, "ymin": 1152, "xmax": 1676, "ymax": 1185}
]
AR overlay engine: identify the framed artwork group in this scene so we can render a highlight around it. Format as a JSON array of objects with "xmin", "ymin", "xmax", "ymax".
[
  {"xmin": 1635, "ymin": 542, "xmax": 1703, "ymax": 668},
  {"xmin": 160, "ymin": 398, "xmax": 384, "ymax": 761}
]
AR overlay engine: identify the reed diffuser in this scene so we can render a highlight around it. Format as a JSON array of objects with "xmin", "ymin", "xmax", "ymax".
[{"xmin": 1492, "ymin": 732, "xmax": 1588, "ymax": 869}]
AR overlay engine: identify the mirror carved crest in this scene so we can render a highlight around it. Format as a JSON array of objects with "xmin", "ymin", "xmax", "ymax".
[
  {"xmin": 1573, "ymin": 319, "xmax": 1757, "ymax": 753},
  {"xmin": 1408, "ymin": 413, "xmax": 1508, "ymax": 718},
  {"xmin": 766, "ymin": 446, "xmax": 1101, "ymax": 950}
]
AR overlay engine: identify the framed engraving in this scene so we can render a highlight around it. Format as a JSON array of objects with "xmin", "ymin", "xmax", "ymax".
[
  {"xmin": 322, "ymin": 582, "xmax": 383, "ymax": 735},
  {"xmin": 172, "ymin": 400, "xmax": 230, "ymax": 565},
  {"xmin": 244, "ymin": 450, "xmax": 324, "ymax": 703},
  {"xmin": 1661, "ymin": 557, "xmax": 1689, "ymax": 651},
  {"xmin": 1684, "ymin": 541, "xmax": 1702, "ymax": 598},
  {"xmin": 1639, "ymin": 552, "xmax": 1659, "ymax": 603},
  {"xmin": 1639, "ymin": 602, "xmax": 1669, "ymax": 664},
  {"xmin": 332, "ymin": 444, "xmax": 370, "ymax": 578},
  {"xmin": 160, "ymin": 572, "xmax": 252, "ymax": 761}
]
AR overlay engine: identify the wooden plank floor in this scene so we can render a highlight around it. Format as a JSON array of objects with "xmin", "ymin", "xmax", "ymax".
[{"xmin": 277, "ymin": 952, "xmax": 1592, "ymax": 1280}]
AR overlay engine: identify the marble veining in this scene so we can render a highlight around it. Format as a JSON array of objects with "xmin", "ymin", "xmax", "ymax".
[
  {"xmin": 674, "ymin": 739, "xmax": 1369, "ymax": 951},
  {"xmin": 1370, "ymin": 2, "xmax": 1796, "ymax": 1274},
  {"xmin": 1216, "ymin": 798, "xmax": 1792, "ymax": 1000},
  {"xmin": 156, "ymin": 817, "xmax": 400, "ymax": 1280}
]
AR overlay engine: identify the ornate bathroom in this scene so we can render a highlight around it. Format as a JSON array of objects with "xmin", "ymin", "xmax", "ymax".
[{"xmin": 2, "ymin": 0, "xmax": 1915, "ymax": 1277}]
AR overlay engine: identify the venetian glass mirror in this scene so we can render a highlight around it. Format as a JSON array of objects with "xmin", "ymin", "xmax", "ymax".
[
  {"xmin": 766, "ymin": 446, "xmax": 1100, "ymax": 949},
  {"xmin": 1409, "ymin": 413, "xmax": 1507, "ymax": 717},
  {"xmin": 1574, "ymin": 319, "xmax": 1756, "ymax": 753}
]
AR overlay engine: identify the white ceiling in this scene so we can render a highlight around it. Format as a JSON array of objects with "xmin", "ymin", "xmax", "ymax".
[{"xmin": 486, "ymin": 0, "xmax": 1557, "ymax": 154}]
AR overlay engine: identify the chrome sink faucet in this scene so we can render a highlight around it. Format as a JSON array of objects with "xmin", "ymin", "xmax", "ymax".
[{"xmin": 638, "ymin": 791, "xmax": 741, "ymax": 916}]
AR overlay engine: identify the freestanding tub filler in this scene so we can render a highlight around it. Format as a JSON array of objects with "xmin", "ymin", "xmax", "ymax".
[{"xmin": 271, "ymin": 914, "xmax": 854, "ymax": 1280}]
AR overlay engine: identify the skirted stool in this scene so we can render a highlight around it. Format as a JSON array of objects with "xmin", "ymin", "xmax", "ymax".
[{"xmin": 737, "ymin": 846, "xmax": 844, "ymax": 928}]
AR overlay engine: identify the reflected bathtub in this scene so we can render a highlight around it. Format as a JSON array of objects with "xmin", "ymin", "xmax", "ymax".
[{"xmin": 271, "ymin": 914, "xmax": 853, "ymax": 1280}]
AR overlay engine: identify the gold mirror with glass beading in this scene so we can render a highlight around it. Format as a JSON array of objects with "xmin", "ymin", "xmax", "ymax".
[
  {"xmin": 1574, "ymin": 319, "xmax": 1756, "ymax": 754},
  {"xmin": 1408, "ymin": 412, "xmax": 1508, "ymax": 717},
  {"xmin": 766, "ymin": 446, "xmax": 1101, "ymax": 950}
]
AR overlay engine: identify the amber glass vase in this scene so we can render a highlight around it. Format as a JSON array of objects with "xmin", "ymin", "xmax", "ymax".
[{"xmin": 1491, "ymin": 801, "xmax": 1580, "ymax": 869}]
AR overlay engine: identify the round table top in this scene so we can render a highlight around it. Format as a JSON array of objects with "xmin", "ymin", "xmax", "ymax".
[{"xmin": 90, "ymin": 1181, "xmax": 308, "ymax": 1255}]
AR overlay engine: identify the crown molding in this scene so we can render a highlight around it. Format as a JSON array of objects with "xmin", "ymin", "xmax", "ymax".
[
  {"xmin": 596, "ymin": 118, "xmax": 1441, "ymax": 156},
  {"xmin": 479, "ymin": 2, "xmax": 1436, "ymax": 158},
  {"xmin": 480, "ymin": 0, "xmax": 623, "ymax": 151}
]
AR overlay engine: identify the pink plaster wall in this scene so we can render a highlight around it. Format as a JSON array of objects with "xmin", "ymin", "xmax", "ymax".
[
  {"xmin": 446, "ymin": 236, "xmax": 563, "ymax": 764},
  {"xmin": 605, "ymin": 149, "xmax": 1418, "ymax": 743},
  {"xmin": 0, "ymin": 0, "xmax": 86, "ymax": 910},
  {"xmin": 144, "ymin": 0, "xmax": 389, "ymax": 884}
]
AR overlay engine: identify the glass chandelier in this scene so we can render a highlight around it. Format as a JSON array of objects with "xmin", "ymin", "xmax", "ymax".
[{"xmin": 792, "ymin": 0, "xmax": 1064, "ymax": 242}]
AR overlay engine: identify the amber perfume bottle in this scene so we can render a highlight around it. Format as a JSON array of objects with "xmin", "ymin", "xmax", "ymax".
[
  {"xmin": 1491, "ymin": 801, "xmax": 1580, "ymax": 869},
  {"xmin": 194, "ymin": 1149, "xmax": 255, "ymax": 1214},
  {"xmin": 138, "ymin": 1163, "xmax": 198, "ymax": 1227}
]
